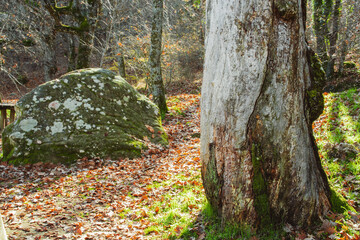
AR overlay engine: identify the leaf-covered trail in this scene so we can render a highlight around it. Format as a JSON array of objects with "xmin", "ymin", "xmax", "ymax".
[{"xmin": 0, "ymin": 94, "xmax": 203, "ymax": 239}]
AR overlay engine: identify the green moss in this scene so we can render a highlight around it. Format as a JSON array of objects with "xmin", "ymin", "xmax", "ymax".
[
  {"xmin": 343, "ymin": 61, "xmax": 357, "ymax": 69},
  {"xmin": 203, "ymin": 143, "xmax": 223, "ymax": 213},
  {"xmin": 329, "ymin": 188, "xmax": 355, "ymax": 213},
  {"xmin": 308, "ymin": 89, "xmax": 318, "ymax": 98},
  {"xmin": 307, "ymin": 51, "xmax": 326, "ymax": 123},
  {"xmin": 54, "ymin": 1, "xmax": 73, "ymax": 11},
  {"xmin": 251, "ymin": 144, "xmax": 272, "ymax": 228},
  {"xmin": 22, "ymin": 37, "xmax": 35, "ymax": 46},
  {"xmin": 79, "ymin": 18, "xmax": 89, "ymax": 32}
]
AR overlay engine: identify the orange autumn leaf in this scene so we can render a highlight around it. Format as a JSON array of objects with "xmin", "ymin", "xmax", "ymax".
[{"xmin": 155, "ymin": 206, "xmax": 160, "ymax": 213}]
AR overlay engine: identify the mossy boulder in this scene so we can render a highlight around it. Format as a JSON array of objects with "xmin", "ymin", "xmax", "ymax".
[{"xmin": 2, "ymin": 68, "xmax": 168, "ymax": 165}]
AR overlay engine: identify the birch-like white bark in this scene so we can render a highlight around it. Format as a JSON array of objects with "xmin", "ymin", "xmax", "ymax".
[{"xmin": 201, "ymin": 0, "xmax": 331, "ymax": 227}]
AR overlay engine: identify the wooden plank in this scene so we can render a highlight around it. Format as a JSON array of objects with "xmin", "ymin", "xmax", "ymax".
[
  {"xmin": 0, "ymin": 104, "xmax": 16, "ymax": 131},
  {"xmin": 1, "ymin": 109, "xmax": 6, "ymax": 130},
  {"xmin": 0, "ymin": 104, "xmax": 15, "ymax": 110},
  {"xmin": 10, "ymin": 109, "xmax": 15, "ymax": 123}
]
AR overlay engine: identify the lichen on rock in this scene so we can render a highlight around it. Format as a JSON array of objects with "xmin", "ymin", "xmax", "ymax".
[{"xmin": 2, "ymin": 68, "xmax": 168, "ymax": 165}]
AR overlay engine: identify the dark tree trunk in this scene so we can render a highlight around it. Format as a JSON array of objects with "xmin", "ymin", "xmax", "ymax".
[
  {"xmin": 148, "ymin": 0, "xmax": 168, "ymax": 117},
  {"xmin": 43, "ymin": 0, "xmax": 101, "ymax": 70},
  {"xmin": 117, "ymin": 54, "xmax": 126, "ymax": 78},
  {"xmin": 326, "ymin": 0, "xmax": 342, "ymax": 79},
  {"xmin": 201, "ymin": 0, "xmax": 336, "ymax": 229},
  {"xmin": 338, "ymin": 39, "xmax": 347, "ymax": 75},
  {"xmin": 43, "ymin": 30, "xmax": 57, "ymax": 81},
  {"xmin": 76, "ymin": 31, "xmax": 92, "ymax": 69},
  {"xmin": 67, "ymin": 35, "xmax": 77, "ymax": 72}
]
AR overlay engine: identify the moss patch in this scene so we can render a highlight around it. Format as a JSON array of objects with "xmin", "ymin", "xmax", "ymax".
[
  {"xmin": 329, "ymin": 188, "xmax": 355, "ymax": 213},
  {"xmin": 251, "ymin": 144, "xmax": 272, "ymax": 228},
  {"xmin": 202, "ymin": 143, "xmax": 223, "ymax": 214}
]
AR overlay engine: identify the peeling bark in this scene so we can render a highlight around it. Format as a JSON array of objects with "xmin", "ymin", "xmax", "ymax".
[{"xmin": 201, "ymin": 0, "xmax": 331, "ymax": 229}]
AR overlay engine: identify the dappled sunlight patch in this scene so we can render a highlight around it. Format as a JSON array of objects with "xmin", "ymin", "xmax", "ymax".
[{"xmin": 312, "ymin": 88, "xmax": 360, "ymax": 239}]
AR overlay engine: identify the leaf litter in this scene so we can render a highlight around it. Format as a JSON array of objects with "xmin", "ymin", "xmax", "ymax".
[
  {"xmin": 0, "ymin": 94, "xmax": 203, "ymax": 239},
  {"xmin": 2, "ymin": 86, "xmax": 360, "ymax": 239}
]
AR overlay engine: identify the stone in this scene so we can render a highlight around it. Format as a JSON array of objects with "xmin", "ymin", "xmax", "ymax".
[{"xmin": 2, "ymin": 68, "xmax": 168, "ymax": 165}]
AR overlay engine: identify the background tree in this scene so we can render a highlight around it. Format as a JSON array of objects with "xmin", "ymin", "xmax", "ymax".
[
  {"xmin": 43, "ymin": 0, "xmax": 102, "ymax": 69},
  {"xmin": 148, "ymin": 0, "xmax": 168, "ymax": 117},
  {"xmin": 311, "ymin": 0, "xmax": 360, "ymax": 80},
  {"xmin": 0, "ymin": 0, "xmax": 205, "ymax": 99},
  {"xmin": 201, "ymin": 0, "xmax": 342, "ymax": 229},
  {"xmin": 313, "ymin": 0, "xmax": 332, "ymax": 65},
  {"xmin": 0, "ymin": 0, "xmax": 57, "ymax": 92},
  {"xmin": 336, "ymin": 0, "xmax": 360, "ymax": 74},
  {"xmin": 325, "ymin": 0, "xmax": 341, "ymax": 79}
]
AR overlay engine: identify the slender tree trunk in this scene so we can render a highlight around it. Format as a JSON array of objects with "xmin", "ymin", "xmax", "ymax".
[
  {"xmin": 149, "ymin": 0, "xmax": 168, "ymax": 117},
  {"xmin": 117, "ymin": 54, "xmax": 126, "ymax": 78},
  {"xmin": 43, "ymin": 31, "xmax": 57, "ymax": 81},
  {"xmin": 338, "ymin": 39, "xmax": 348, "ymax": 74},
  {"xmin": 201, "ymin": 0, "xmax": 333, "ymax": 228},
  {"xmin": 76, "ymin": 31, "xmax": 92, "ymax": 69},
  {"xmin": 67, "ymin": 35, "xmax": 77, "ymax": 72},
  {"xmin": 326, "ymin": 0, "xmax": 342, "ymax": 79},
  {"xmin": 338, "ymin": 0, "xmax": 357, "ymax": 74},
  {"xmin": 313, "ymin": 0, "xmax": 332, "ymax": 66},
  {"xmin": 43, "ymin": 0, "xmax": 101, "ymax": 70}
]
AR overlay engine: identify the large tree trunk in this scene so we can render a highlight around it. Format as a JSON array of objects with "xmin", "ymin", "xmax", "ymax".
[
  {"xmin": 148, "ymin": 0, "xmax": 168, "ymax": 117},
  {"xmin": 201, "ymin": 0, "xmax": 332, "ymax": 228}
]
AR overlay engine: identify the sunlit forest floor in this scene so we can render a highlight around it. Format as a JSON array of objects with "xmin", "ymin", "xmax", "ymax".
[{"xmin": 1, "ymin": 66, "xmax": 360, "ymax": 239}]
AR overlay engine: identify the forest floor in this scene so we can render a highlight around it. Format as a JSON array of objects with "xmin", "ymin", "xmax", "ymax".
[{"xmin": 1, "ymin": 67, "xmax": 360, "ymax": 239}]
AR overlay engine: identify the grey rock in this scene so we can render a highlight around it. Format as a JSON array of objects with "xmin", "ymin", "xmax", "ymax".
[{"xmin": 2, "ymin": 68, "xmax": 167, "ymax": 165}]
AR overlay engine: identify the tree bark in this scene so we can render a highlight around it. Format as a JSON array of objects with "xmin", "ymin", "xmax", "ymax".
[
  {"xmin": 43, "ymin": 30, "xmax": 57, "ymax": 82},
  {"xmin": 67, "ymin": 34, "xmax": 77, "ymax": 72},
  {"xmin": 117, "ymin": 54, "xmax": 126, "ymax": 78},
  {"xmin": 148, "ymin": 0, "xmax": 168, "ymax": 117},
  {"xmin": 313, "ymin": 0, "xmax": 332, "ymax": 66},
  {"xmin": 201, "ymin": 0, "xmax": 332, "ymax": 228},
  {"xmin": 43, "ymin": 0, "xmax": 101, "ymax": 70},
  {"xmin": 326, "ymin": 0, "xmax": 342, "ymax": 79},
  {"xmin": 76, "ymin": 31, "xmax": 92, "ymax": 69}
]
